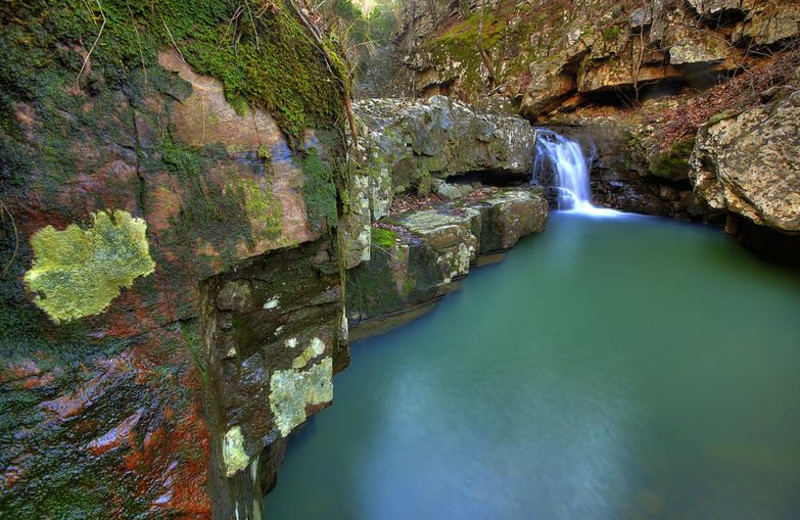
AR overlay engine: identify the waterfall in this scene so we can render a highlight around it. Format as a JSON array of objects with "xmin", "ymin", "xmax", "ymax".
[{"xmin": 531, "ymin": 129, "xmax": 620, "ymax": 217}]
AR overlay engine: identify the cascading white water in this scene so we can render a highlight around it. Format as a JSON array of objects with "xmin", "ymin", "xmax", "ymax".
[{"xmin": 532, "ymin": 129, "xmax": 620, "ymax": 217}]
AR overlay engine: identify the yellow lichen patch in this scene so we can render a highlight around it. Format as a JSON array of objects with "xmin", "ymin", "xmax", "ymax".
[{"xmin": 24, "ymin": 210, "xmax": 155, "ymax": 323}]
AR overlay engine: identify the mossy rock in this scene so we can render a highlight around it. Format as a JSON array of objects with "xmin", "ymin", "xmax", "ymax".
[
  {"xmin": 0, "ymin": 0, "xmax": 347, "ymax": 145},
  {"xmin": 299, "ymin": 147, "xmax": 339, "ymax": 233},
  {"xmin": 708, "ymin": 109, "xmax": 741, "ymax": 126},
  {"xmin": 648, "ymin": 137, "xmax": 696, "ymax": 180}
]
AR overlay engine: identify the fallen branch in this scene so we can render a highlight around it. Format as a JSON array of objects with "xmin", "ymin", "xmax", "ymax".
[{"xmin": 284, "ymin": 0, "xmax": 359, "ymax": 145}]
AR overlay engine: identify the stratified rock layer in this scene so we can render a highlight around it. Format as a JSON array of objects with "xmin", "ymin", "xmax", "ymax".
[
  {"xmin": 341, "ymin": 96, "xmax": 540, "ymax": 270},
  {"xmin": 355, "ymin": 95, "xmax": 536, "ymax": 188},
  {"xmin": 389, "ymin": 0, "xmax": 800, "ymax": 119},
  {"xmin": 0, "ymin": 3, "xmax": 347, "ymax": 516}
]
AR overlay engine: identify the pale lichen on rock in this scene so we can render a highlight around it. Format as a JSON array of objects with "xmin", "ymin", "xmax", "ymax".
[
  {"xmin": 291, "ymin": 337, "xmax": 326, "ymax": 369},
  {"xmin": 223, "ymin": 426, "xmax": 250, "ymax": 477},
  {"xmin": 24, "ymin": 209, "xmax": 155, "ymax": 323},
  {"xmin": 269, "ymin": 357, "xmax": 333, "ymax": 437}
]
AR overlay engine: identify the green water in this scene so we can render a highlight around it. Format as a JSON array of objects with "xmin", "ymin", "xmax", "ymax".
[{"xmin": 267, "ymin": 212, "xmax": 800, "ymax": 520}]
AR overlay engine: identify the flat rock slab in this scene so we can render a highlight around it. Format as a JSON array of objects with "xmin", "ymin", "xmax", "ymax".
[{"xmin": 346, "ymin": 187, "xmax": 548, "ymax": 323}]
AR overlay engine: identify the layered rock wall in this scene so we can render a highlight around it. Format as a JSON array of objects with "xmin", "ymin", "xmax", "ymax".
[
  {"xmin": 690, "ymin": 92, "xmax": 800, "ymax": 233},
  {"xmin": 393, "ymin": 0, "xmax": 800, "ymax": 118},
  {"xmin": 340, "ymin": 95, "xmax": 540, "ymax": 268},
  {"xmin": 347, "ymin": 187, "xmax": 548, "ymax": 323},
  {"xmin": 1, "ymin": 17, "xmax": 553, "ymax": 515},
  {"xmin": 338, "ymin": 97, "xmax": 550, "ymax": 326}
]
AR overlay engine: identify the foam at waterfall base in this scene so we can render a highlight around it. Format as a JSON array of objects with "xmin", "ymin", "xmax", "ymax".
[
  {"xmin": 532, "ymin": 129, "xmax": 624, "ymax": 218},
  {"xmin": 563, "ymin": 201, "xmax": 624, "ymax": 217}
]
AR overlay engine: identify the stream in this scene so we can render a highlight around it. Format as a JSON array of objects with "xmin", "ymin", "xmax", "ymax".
[{"xmin": 266, "ymin": 211, "xmax": 800, "ymax": 519}]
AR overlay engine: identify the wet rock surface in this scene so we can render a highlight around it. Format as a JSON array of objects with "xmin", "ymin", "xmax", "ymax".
[
  {"xmin": 204, "ymin": 238, "xmax": 346, "ymax": 518},
  {"xmin": 541, "ymin": 120, "xmax": 713, "ymax": 220}
]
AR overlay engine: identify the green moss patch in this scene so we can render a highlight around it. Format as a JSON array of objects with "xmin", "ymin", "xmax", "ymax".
[
  {"xmin": 24, "ymin": 209, "xmax": 155, "ymax": 323},
  {"xmin": 0, "ymin": 0, "xmax": 346, "ymax": 144},
  {"xmin": 300, "ymin": 147, "xmax": 338, "ymax": 233},
  {"xmin": 426, "ymin": 13, "xmax": 507, "ymax": 94},
  {"xmin": 235, "ymin": 176, "xmax": 283, "ymax": 242},
  {"xmin": 648, "ymin": 137, "xmax": 696, "ymax": 180},
  {"xmin": 372, "ymin": 227, "xmax": 399, "ymax": 248}
]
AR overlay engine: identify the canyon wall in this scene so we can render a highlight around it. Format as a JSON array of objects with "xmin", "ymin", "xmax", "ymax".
[
  {"xmin": 345, "ymin": 96, "xmax": 549, "ymax": 326},
  {"xmin": 384, "ymin": 0, "xmax": 800, "ymax": 258},
  {"xmin": 0, "ymin": 2, "xmax": 349, "ymax": 518},
  {"xmin": 394, "ymin": 0, "xmax": 799, "ymax": 114}
]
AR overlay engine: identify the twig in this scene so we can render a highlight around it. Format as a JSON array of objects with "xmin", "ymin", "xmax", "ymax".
[
  {"xmin": 161, "ymin": 16, "xmax": 186, "ymax": 62},
  {"xmin": 81, "ymin": 0, "xmax": 98, "ymax": 26},
  {"xmin": 243, "ymin": 0, "xmax": 260, "ymax": 49},
  {"xmin": 77, "ymin": 0, "xmax": 107, "ymax": 85},
  {"xmin": 285, "ymin": 0, "xmax": 358, "ymax": 143},
  {"xmin": 0, "ymin": 201, "xmax": 19, "ymax": 279},
  {"xmin": 126, "ymin": 0, "xmax": 147, "ymax": 86}
]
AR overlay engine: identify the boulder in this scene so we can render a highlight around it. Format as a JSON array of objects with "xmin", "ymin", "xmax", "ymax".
[
  {"xmin": 732, "ymin": 0, "xmax": 800, "ymax": 45},
  {"xmin": 355, "ymin": 95, "xmax": 537, "ymax": 180},
  {"xmin": 686, "ymin": 0, "xmax": 748, "ymax": 21},
  {"xmin": 353, "ymin": 96, "xmax": 538, "ymax": 217},
  {"xmin": 690, "ymin": 92, "xmax": 800, "ymax": 232}
]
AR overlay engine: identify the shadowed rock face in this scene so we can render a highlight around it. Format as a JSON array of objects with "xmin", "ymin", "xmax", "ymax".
[
  {"xmin": 203, "ymin": 237, "xmax": 347, "ymax": 519},
  {"xmin": 691, "ymin": 91, "xmax": 800, "ymax": 233}
]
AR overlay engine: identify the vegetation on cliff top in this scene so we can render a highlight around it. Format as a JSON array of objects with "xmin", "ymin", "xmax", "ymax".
[
  {"xmin": 0, "ymin": 0, "xmax": 348, "ymax": 143},
  {"xmin": 316, "ymin": 0, "xmax": 399, "ymax": 80}
]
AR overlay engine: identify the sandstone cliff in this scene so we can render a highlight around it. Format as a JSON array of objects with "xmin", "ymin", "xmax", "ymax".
[
  {"xmin": 1, "ymin": 11, "xmax": 550, "ymax": 514},
  {"xmin": 1, "ymin": 2, "xmax": 349, "ymax": 518}
]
